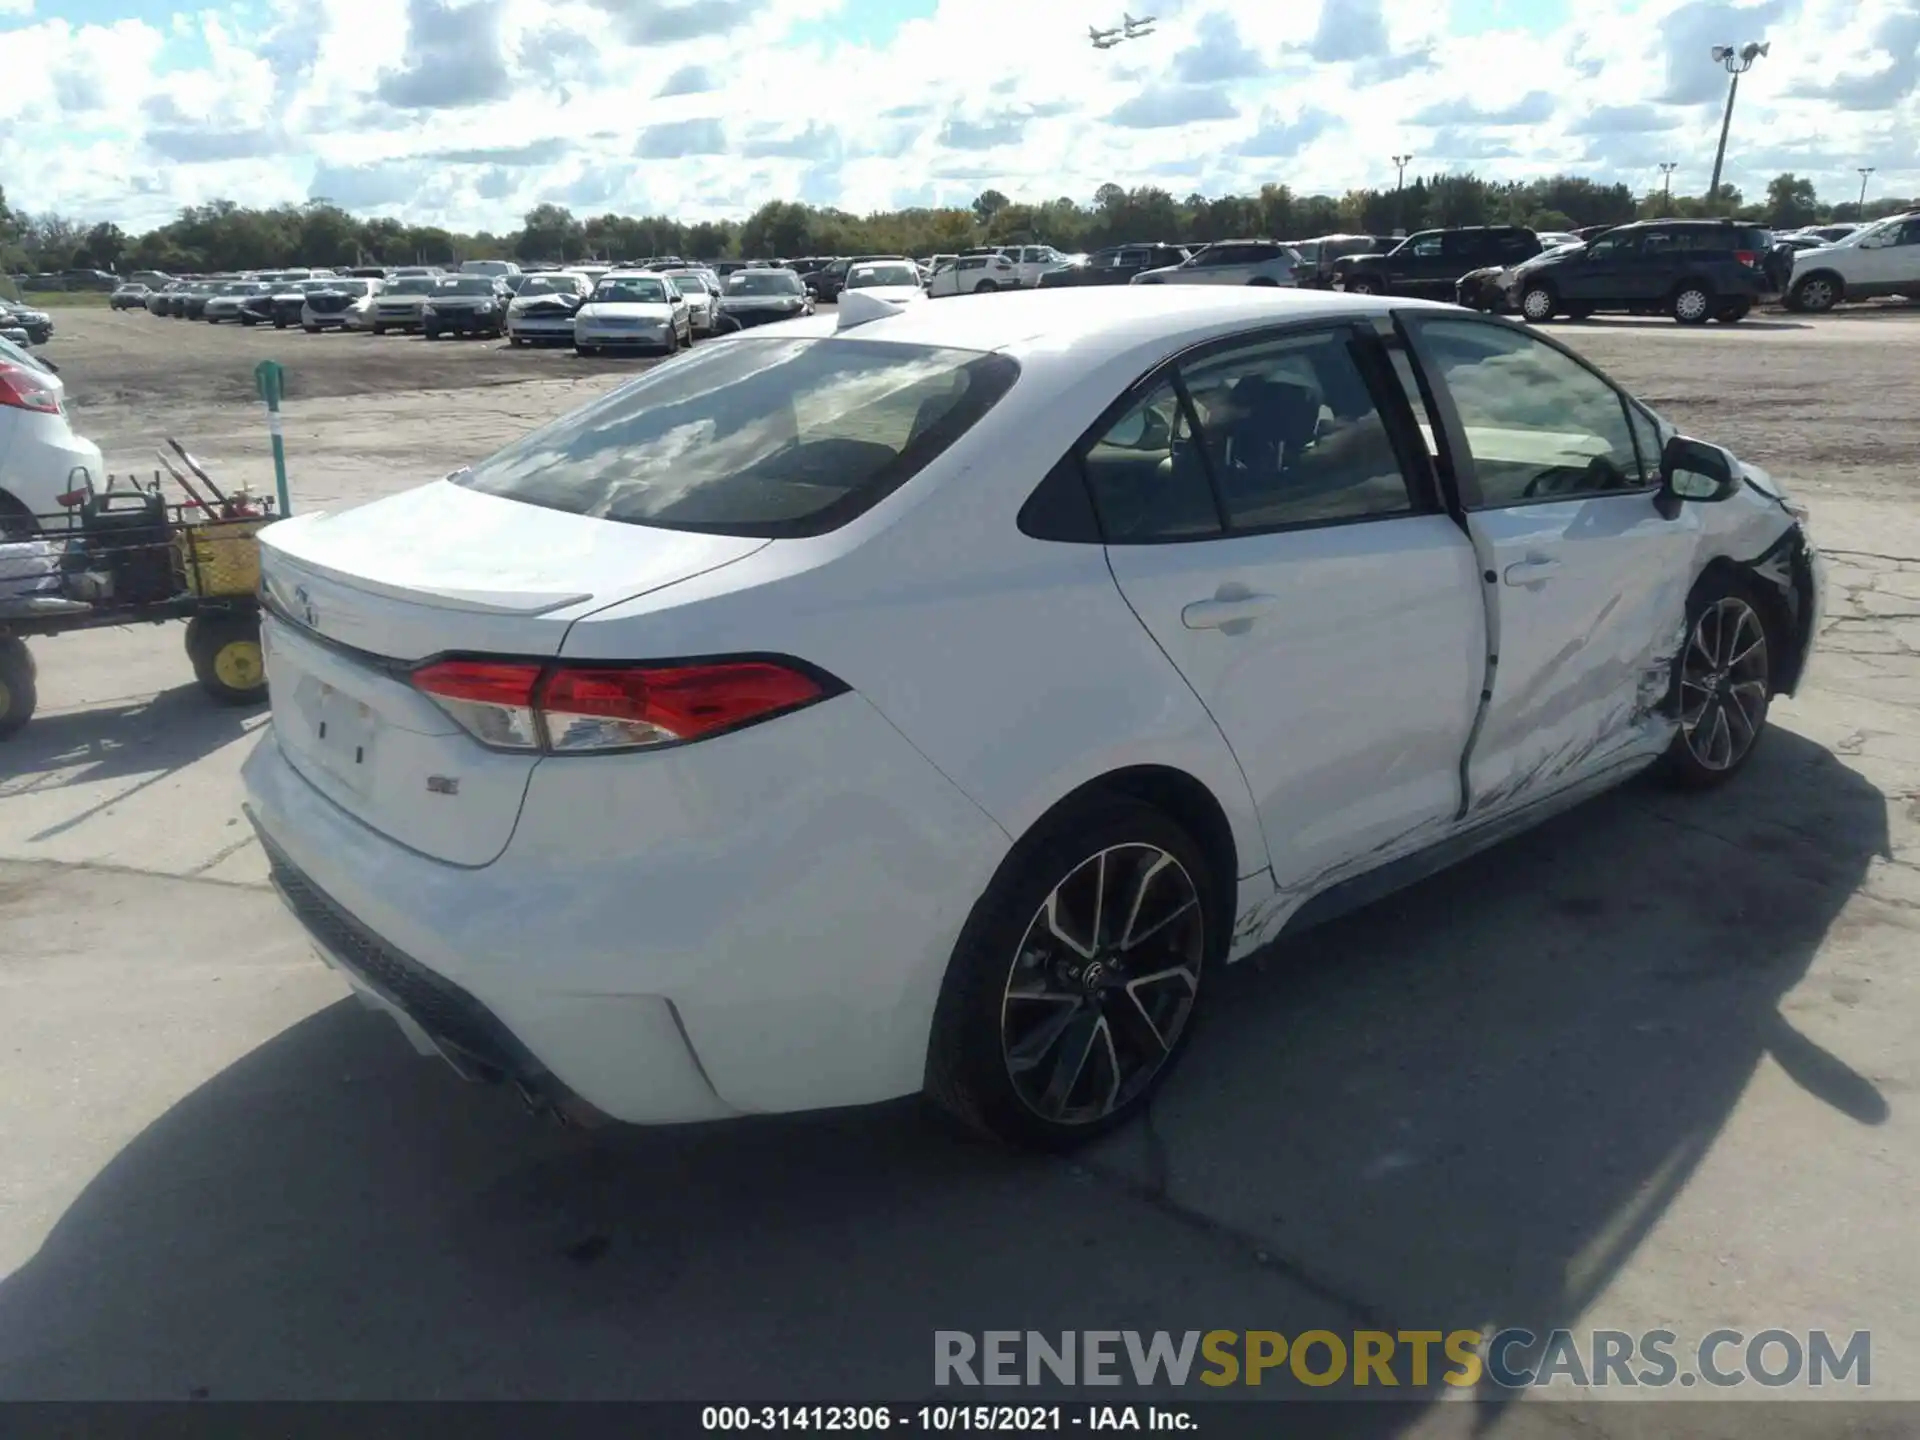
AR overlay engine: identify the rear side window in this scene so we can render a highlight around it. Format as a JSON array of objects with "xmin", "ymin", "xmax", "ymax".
[
  {"xmin": 454, "ymin": 339, "xmax": 1019, "ymax": 538},
  {"xmin": 1075, "ymin": 328, "xmax": 1420, "ymax": 542}
]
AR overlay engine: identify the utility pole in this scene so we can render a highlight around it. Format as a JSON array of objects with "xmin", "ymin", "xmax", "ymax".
[
  {"xmin": 1392, "ymin": 154, "xmax": 1413, "ymax": 233},
  {"xmin": 1706, "ymin": 42, "xmax": 1768, "ymax": 206},
  {"xmin": 1658, "ymin": 162, "xmax": 1678, "ymax": 202},
  {"xmin": 1858, "ymin": 166, "xmax": 1876, "ymax": 212}
]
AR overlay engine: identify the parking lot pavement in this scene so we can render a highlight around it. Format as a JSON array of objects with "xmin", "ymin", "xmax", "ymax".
[{"xmin": 2, "ymin": 307, "xmax": 1918, "ymax": 1413}]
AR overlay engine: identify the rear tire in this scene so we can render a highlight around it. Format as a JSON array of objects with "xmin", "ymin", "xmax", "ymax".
[
  {"xmin": 303, "ymin": 323, "xmax": 321, "ymax": 333},
  {"xmin": 0, "ymin": 637, "xmax": 35, "ymax": 740},
  {"xmin": 1343, "ymin": 276, "xmax": 1380, "ymax": 296},
  {"xmin": 1246, "ymin": 277, "xmax": 1280, "ymax": 287},
  {"xmin": 372, "ymin": 323, "xmax": 387, "ymax": 336},
  {"xmin": 1565, "ymin": 303, "xmax": 1595, "ymax": 321},
  {"xmin": 186, "ymin": 613, "xmax": 269, "ymax": 707},
  {"xmin": 973, "ymin": 280, "xmax": 997, "ymax": 293},
  {"xmin": 1714, "ymin": 299, "xmax": 1752, "ymax": 323},
  {"xmin": 273, "ymin": 317, "xmax": 287, "ymax": 329},
  {"xmin": 924, "ymin": 796, "xmax": 1219, "ymax": 1152},
  {"xmin": 1672, "ymin": 283, "xmax": 1713, "ymax": 325},
  {"xmin": 575, "ymin": 343, "xmax": 598, "ymax": 356}
]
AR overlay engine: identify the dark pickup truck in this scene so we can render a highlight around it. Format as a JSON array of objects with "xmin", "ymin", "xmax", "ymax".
[
  {"xmin": 1505, "ymin": 219, "xmax": 1794, "ymax": 325},
  {"xmin": 1038, "ymin": 244, "xmax": 1190, "ymax": 288},
  {"xmin": 1334, "ymin": 226, "xmax": 1541, "ymax": 298}
]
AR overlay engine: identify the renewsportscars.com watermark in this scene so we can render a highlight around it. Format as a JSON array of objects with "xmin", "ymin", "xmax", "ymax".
[{"xmin": 935, "ymin": 1329, "xmax": 1872, "ymax": 1391}]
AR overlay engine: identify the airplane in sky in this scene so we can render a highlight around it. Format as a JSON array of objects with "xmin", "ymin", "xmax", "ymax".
[
  {"xmin": 1123, "ymin": 11, "xmax": 1158, "ymax": 33},
  {"xmin": 1088, "ymin": 23, "xmax": 1122, "ymax": 44}
]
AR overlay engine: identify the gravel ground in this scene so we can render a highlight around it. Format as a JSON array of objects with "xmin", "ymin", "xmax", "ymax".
[{"xmin": 3, "ymin": 300, "xmax": 1918, "ymax": 1418}]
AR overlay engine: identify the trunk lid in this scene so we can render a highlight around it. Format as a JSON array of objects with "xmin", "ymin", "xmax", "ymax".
[{"xmin": 258, "ymin": 482, "xmax": 769, "ymax": 865}]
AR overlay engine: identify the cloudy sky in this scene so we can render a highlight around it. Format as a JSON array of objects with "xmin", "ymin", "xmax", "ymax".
[{"xmin": 1, "ymin": 0, "xmax": 1914, "ymax": 232}]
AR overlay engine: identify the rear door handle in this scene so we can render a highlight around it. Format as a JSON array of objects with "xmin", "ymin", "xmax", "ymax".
[
  {"xmin": 1182, "ymin": 594, "xmax": 1279, "ymax": 630},
  {"xmin": 1502, "ymin": 555, "xmax": 1561, "ymax": 589}
]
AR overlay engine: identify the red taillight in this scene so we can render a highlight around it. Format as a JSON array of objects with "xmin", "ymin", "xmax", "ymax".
[
  {"xmin": 1734, "ymin": 250, "xmax": 1758, "ymax": 268},
  {"xmin": 412, "ymin": 656, "xmax": 833, "ymax": 753},
  {"xmin": 0, "ymin": 362, "xmax": 60, "ymax": 415}
]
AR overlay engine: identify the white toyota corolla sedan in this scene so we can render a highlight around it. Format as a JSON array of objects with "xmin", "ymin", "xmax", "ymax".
[{"xmin": 242, "ymin": 287, "xmax": 1823, "ymax": 1150}]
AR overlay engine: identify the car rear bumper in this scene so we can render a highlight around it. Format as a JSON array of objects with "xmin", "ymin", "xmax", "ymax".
[{"xmin": 239, "ymin": 694, "xmax": 1009, "ymax": 1123}]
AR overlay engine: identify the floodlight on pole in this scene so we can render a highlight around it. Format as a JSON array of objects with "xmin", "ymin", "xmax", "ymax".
[
  {"xmin": 1706, "ymin": 40, "xmax": 1768, "ymax": 205},
  {"xmin": 1858, "ymin": 166, "xmax": 1876, "ymax": 210},
  {"xmin": 1391, "ymin": 154, "xmax": 1414, "ymax": 232},
  {"xmin": 1658, "ymin": 162, "xmax": 1678, "ymax": 200}
]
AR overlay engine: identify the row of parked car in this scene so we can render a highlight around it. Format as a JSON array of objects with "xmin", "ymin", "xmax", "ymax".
[{"xmin": 115, "ymin": 259, "xmax": 827, "ymax": 354}]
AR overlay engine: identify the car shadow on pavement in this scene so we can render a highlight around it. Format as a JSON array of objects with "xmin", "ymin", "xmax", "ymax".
[
  {"xmin": 1, "ymin": 682, "xmax": 262, "ymax": 798},
  {"xmin": 1565, "ymin": 317, "xmax": 1814, "ymax": 332},
  {"xmin": 0, "ymin": 731, "xmax": 1890, "ymax": 1425}
]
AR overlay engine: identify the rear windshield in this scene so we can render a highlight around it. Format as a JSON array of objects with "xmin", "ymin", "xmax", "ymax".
[
  {"xmin": 437, "ymin": 277, "xmax": 497, "ymax": 295},
  {"xmin": 453, "ymin": 337, "xmax": 1021, "ymax": 538}
]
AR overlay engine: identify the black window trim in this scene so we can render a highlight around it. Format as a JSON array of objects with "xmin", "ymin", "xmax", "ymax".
[
  {"xmin": 1021, "ymin": 316, "xmax": 1448, "ymax": 547},
  {"xmin": 1392, "ymin": 309, "xmax": 1661, "ymax": 513}
]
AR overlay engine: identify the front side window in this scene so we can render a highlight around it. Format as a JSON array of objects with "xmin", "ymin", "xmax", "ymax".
[
  {"xmin": 1408, "ymin": 234, "xmax": 1444, "ymax": 258},
  {"xmin": 1416, "ymin": 319, "xmax": 1645, "ymax": 505},
  {"xmin": 1586, "ymin": 232, "xmax": 1640, "ymax": 261},
  {"xmin": 455, "ymin": 338, "xmax": 1020, "ymax": 537}
]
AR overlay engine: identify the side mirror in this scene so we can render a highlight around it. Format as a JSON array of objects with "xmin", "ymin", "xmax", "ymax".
[{"xmin": 1655, "ymin": 434, "xmax": 1739, "ymax": 518}]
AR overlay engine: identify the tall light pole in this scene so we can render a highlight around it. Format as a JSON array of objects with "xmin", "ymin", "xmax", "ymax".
[
  {"xmin": 1706, "ymin": 41, "xmax": 1768, "ymax": 207},
  {"xmin": 1392, "ymin": 154, "xmax": 1413, "ymax": 232},
  {"xmin": 1658, "ymin": 162, "xmax": 1678, "ymax": 208},
  {"xmin": 1858, "ymin": 166, "xmax": 1876, "ymax": 212}
]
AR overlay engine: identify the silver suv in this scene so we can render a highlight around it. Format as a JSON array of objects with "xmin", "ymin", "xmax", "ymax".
[{"xmin": 1130, "ymin": 239, "xmax": 1301, "ymax": 288}]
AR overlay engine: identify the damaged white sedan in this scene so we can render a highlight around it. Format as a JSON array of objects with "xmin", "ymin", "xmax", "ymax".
[{"xmin": 241, "ymin": 288, "xmax": 1823, "ymax": 1152}]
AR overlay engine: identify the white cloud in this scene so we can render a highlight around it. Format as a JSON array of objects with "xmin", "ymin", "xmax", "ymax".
[{"xmin": 1, "ymin": 0, "xmax": 1916, "ymax": 232}]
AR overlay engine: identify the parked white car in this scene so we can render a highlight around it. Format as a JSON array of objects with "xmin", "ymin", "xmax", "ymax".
[
  {"xmin": 658, "ymin": 267, "xmax": 722, "ymax": 333},
  {"xmin": 842, "ymin": 261, "xmax": 926, "ymax": 305},
  {"xmin": 506, "ymin": 271, "xmax": 593, "ymax": 344},
  {"xmin": 370, "ymin": 276, "xmax": 440, "ymax": 333},
  {"xmin": 999, "ymin": 244, "xmax": 1077, "ymax": 288},
  {"xmin": 1785, "ymin": 211, "xmax": 1920, "ymax": 313},
  {"xmin": 0, "ymin": 337, "xmax": 103, "ymax": 537},
  {"xmin": 302, "ymin": 278, "xmax": 383, "ymax": 332},
  {"xmin": 204, "ymin": 281, "xmax": 271, "ymax": 323},
  {"xmin": 242, "ymin": 288, "xmax": 1822, "ymax": 1152},
  {"xmin": 928, "ymin": 253, "xmax": 1020, "ymax": 297},
  {"xmin": 1133, "ymin": 240, "xmax": 1303, "ymax": 287},
  {"xmin": 572, "ymin": 271, "xmax": 692, "ymax": 355}
]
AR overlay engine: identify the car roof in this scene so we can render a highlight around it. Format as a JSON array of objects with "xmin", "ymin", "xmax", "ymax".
[{"xmin": 774, "ymin": 286, "xmax": 1440, "ymax": 357}]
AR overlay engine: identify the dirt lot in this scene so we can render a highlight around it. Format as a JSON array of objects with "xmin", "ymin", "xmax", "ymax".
[{"xmin": 3, "ymin": 303, "xmax": 1919, "ymax": 1421}]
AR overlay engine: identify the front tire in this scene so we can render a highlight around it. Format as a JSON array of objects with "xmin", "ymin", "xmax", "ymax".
[
  {"xmin": 1789, "ymin": 273, "xmax": 1841, "ymax": 314},
  {"xmin": 1343, "ymin": 276, "xmax": 1380, "ymax": 296},
  {"xmin": 0, "ymin": 637, "xmax": 36, "ymax": 740},
  {"xmin": 973, "ymin": 280, "xmax": 997, "ymax": 294},
  {"xmin": 1658, "ymin": 576, "xmax": 1774, "ymax": 788},
  {"xmin": 1520, "ymin": 284, "xmax": 1557, "ymax": 322},
  {"xmin": 925, "ymin": 797, "xmax": 1217, "ymax": 1151},
  {"xmin": 1672, "ymin": 283, "xmax": 1713, "ymax": 325}
]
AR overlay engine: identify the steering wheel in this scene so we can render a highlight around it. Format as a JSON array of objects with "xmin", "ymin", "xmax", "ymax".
[{"xmin": 1522, "ymin": 455, "xmax": 1620, "ymax": 499}]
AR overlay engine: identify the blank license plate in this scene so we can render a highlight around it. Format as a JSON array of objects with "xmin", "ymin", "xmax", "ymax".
[{"xmin": 298, "ymin": 680, "xmax": 379, "ymax": 794}]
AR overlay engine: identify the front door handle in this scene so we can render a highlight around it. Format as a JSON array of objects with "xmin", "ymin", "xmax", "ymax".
[
  {"xmin": 1502, "ymin": 555, "xmax": 1561, "ymax": 589},
  {"xmin": 1182, "ymin": 594, "xmax": 1279, "ymax": 631}
]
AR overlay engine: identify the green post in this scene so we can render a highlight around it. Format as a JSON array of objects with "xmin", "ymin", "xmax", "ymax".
[{"xmin": 254, "ymin": 359, "xmax": 291, "ymax": 516}]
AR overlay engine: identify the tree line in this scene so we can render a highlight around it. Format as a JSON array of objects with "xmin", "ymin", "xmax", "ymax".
[{"xmin": 3, "ymin": 170, "xmax": 1912, "ymax": 278}]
